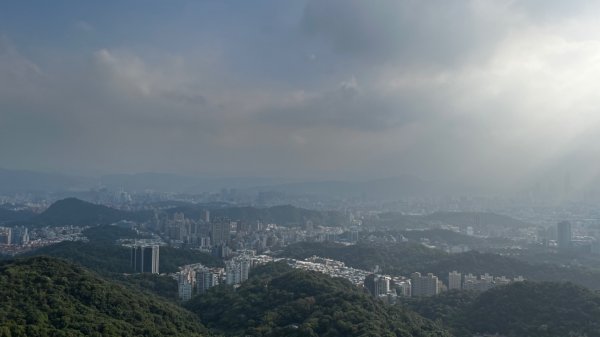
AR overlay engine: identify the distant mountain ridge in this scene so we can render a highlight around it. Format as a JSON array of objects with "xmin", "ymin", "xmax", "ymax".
[
  {"xmin": 15, "ymin": 198, "xmax": 345, "ymax": 227},
  {"xmin": 0, "ymin": 168, "xmax": 463, "ymax": 198},
  {"xmin": 30, "ymin": 197, "xmax": 147, "ymax": 226}
]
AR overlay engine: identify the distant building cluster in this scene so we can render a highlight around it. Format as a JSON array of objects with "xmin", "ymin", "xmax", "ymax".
[
  {"xmin": 450, "ymin": 271, "xmax": 525, "ymax": 292},
  {"xmin": 176, "ymin": 263, "xmax": 225, "ymax": 301},
  {"xmin": 175, "ymin": 250, "xmax": 273, "ymax": 301},
  {"xmin": 0, "ymin": 225, "xmax": 85, "ymax": 255},
  {"xmin": 290, "ymin": 256, "xmax": 371, "ymax": 286},
  {"xmin": 225, "ymin": 254, "xmax": 252, "ymax": 286},
  {"xmin": 411, "ymin": 272, "xmax": 442, "ymax": 297},
  {"xmin": 152, "ymin": 210, "xmax": 360, "ymax": 259},
  {"xmin": 360, "ymin": 269, "xmax": 525, "ymax": 302},
  {"xmin": 1, "ymin": 226, "xmax": 29, "ymax": 246}
]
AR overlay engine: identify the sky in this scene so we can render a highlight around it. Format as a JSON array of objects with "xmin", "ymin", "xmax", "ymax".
[{"xmin": 2, "ymin": 0, "xmax": 600, "ymax": 193}]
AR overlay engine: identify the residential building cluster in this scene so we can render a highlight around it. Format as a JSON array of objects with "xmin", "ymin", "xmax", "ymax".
[
  {"xmin": 175, "ymin": 250, "xmax": 273, "ymax": 301},
  {"xmin": 289, "ymin": 256, "xmax": 372, "ymax": 286},
  {"xmin": 175, "ymin": 263, "xmax": 223, "ymax": 301},
  {"xmin": 450, "ymin": 271, "xmax": 525, "ymax": 292},
  {"xmin": 0, "ymin": 225, "xmax": 86, "ymax": 255}
]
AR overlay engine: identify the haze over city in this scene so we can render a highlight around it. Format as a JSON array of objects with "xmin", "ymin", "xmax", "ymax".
[
  {"xmin": 3, "ymin": 1, "xmax": 600, "ymax": 196},
  {"xmin": 5, "ymin": 2, "xmax": 600, "ymax": 337}
]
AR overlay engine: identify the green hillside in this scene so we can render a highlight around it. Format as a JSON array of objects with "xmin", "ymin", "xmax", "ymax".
[
  {"xmin": 0, "ymin": 256, "xmax": 209, "ymax": 337},
  {"xmin": 407, "ymin": 281, "xmax": 600, "ymax": 337},
  {"xmin": 186, "ymin": 262, "xmax": 450, "ymax": 337}
]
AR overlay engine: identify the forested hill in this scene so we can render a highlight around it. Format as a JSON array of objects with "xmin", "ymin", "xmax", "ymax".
[
  {"xmin": 30, "ymin": 198, "xmax": 149, "ymax": 226},
  {"xmin": 186, "ymin": 262, "xmax": 451, "ymax": 337},
  {"xmin": 406, "ymin": 281, "xmax": 600, "ymax": 337},
  {"xmin": 0, "ymin": 256, "xmax": 209, "ymax": 337}
]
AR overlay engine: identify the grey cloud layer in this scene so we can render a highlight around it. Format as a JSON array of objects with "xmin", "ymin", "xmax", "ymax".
[{"xmin": 2, "ymin": 1, "xmax": 600, "ymax": 193}]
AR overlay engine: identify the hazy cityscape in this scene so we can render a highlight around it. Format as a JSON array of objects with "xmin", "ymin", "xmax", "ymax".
[{"xmin": 3, "ymin": 1, "xmax": 600, "ymax": 337}]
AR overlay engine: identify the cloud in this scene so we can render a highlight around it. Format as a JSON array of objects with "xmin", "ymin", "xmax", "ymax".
[
  {"xmin": 73, "ymin": 20, "xmax": 94, "ymax": 32},
  {"xmin": 3, "ymin": 1, "xmax": 600, "ymax": 192},
  {"xmin": 0, "ymin": 35, "xmax": 42, "ymax": 93},
  {"xmin": 301, "ymin": 0, "xmax": 519, "ymax": 66}
]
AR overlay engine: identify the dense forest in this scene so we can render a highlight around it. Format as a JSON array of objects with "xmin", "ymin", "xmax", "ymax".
[
  {"xmin": 186, "ymin": 262, "xmax": 450, "ymax": 337},
  {"xmin": 6, "ymin": 243, "xmax": 600, "ymax": 337},
  {"xmin": 281, "ymin": 241, "xmax": 600, "ymax": 289},
  {"xmin": 405, "ymin": 281, "xmax": 600, "ymax": 337},
  {"xmin": 0, "ymin": 257, "xmax": 209, "ymax": 337}
]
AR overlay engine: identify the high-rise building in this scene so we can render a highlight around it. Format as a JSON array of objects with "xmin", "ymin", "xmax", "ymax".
[
  {"xmin": 364, "ymin": 274, "xmax": 391, "ymax": 296},
  {"xmin": 479, "ymin": 273, "xmax": 494, "ymax": 291},
  {"xmin": 495, "ymin": 276, "xmax": 511, "ymax": 286},
  {"xmin": 0, "ymin": 227, "xmax": 11, "ymax": 245},
  {"xmin": 178, "ymin": 272, "xmax": 194, "ymax": 301},
  {"xmin": 10, "ymin": 226, "xmax": 28, "ymax": 246},
  {"xmin": 131, "ymin": 245, "xmax": 160, "ymax": 274},
  {"xmin": 397, "ymin": 280, "xmax": 411, "ymax": 297},
  {"xmin": 448, "ymin": 271, "xmax": 462, "ymax": 290},
  {"xmin": 210, "ymin": 219, "xmax": 231, "ymax": 246},
  {"xmin": 197, "ymin": 269, "xmax": 220, "ymax": 294},
  {"xmin": 411, "ymin": 272, "xmax": 440, "ymax": 297},
  {"xmin": 225, "ymin": 257, "xmax": 251, "ymax": 285},
  {"xmin": 557, "ymin": 221, "xmax": 572, "ymax": 250},
  {"xmin": 462, "ymin": 273, "xmax": 478, "ymax": 290},
  {"xmin": 349, "ymin": 229, "xmax": 359, "ymax": 243}
]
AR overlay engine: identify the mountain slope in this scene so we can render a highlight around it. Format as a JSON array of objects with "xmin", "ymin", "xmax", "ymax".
[
  {"xmin": 186, "ymin": 262, "xmax": 450, "ymax": 337},
  {"xmin": 34, "ymin": 197, "xmax": 126, "ymax": 225},
  {"xmin": 31, "ymin": 198, "xmax": 149, "ymax": 226},
  {"xmin": 0, "ymin": 256, "xmax": 208, "ymax": 337},
  {"xmin": 464, "ymin": 281, "xmax": 600, "ymax": 337},
  {"xmin": 407, "ymin": 281, "xmax": 600, "ymax": 337}
]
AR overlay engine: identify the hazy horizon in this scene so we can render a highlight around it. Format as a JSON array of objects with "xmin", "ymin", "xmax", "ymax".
[{"xmin": 3, "ymin": 1, "xmax": 600, "ymax": 195}]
